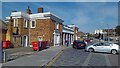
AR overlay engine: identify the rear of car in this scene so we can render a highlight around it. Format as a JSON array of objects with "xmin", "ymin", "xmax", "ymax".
[{"xmin": 73, "ymin": 40, "xmax": 86, "ymax": 49}]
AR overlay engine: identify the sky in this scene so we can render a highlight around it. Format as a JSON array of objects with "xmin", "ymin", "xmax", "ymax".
[{"xmin": 2, "ymin": 2, "xmax": 118, "ymax": 33}]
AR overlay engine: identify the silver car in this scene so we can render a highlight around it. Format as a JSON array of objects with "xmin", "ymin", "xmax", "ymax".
[{"xmin": 85, "ymin": 42, "xmax": 120, "ymax": 54}]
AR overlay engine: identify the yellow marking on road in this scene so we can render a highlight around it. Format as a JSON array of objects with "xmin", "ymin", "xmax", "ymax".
[{"xmin": 46, "ymin": 50, "xmax": 63, "ymax": 67}]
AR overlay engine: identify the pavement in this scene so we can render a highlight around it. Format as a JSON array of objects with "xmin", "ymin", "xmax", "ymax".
[
  {"xmin": 3, "ymin": 47, "xmax": 37, "ymax": 62},
  {"xmin": 2, "ymin": 45, "xmax": 70, "ymax": 67}
]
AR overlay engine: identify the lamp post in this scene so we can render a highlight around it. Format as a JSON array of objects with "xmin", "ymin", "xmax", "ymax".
[{"xmin": 107, "ymin": 24, "xmax": 109, "ymax": 42}]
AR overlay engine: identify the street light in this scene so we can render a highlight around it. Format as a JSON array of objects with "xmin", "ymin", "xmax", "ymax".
[{"xmin": 106, "ymin": 24, "xmax": 109, "ymax": 42}]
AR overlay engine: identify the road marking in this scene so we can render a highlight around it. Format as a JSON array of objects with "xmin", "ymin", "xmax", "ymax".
[
  {"xmin": 105, "ymin": 54, "xmax": 112, "ymax": 66},
  {"xmin": 82, "ymin": 53, "xmax": 92, "ymax": 66},
  {"xmin": 46, "ymin": 50, "xmax": 63, "ymax": 67}
]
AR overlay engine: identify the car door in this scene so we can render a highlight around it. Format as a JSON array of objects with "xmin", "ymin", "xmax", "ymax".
[
  {"xmin": 94, "ymin": 42, "xmax": 104, "ymax": 52},
  {"xmin": 102, "ymin": 42, "xmax": 111, "ymax": 52}
]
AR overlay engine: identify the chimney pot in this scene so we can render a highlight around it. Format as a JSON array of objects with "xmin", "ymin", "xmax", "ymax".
[{"xmin": 38, "ymin": 8, "xmax": 43, "ymax": 13}]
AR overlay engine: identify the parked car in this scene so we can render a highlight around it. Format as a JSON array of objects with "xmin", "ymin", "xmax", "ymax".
[
  {"xmin": 84, "ymin": 40, "xmax": 88, "ymax": 45},
  {"xmin": 85, "ymin": 38, "xmax": 93, "ymax": 43},
  {"xmin": 85, "ymin": 42, "xmax": 120, "ymax": 54},
  {"xmin": 89, "ymin": 38, "xmax": 93, "ymax": 43},
  {"xmin": 73, "ymin": 40, "xmax": 86, "ymax": 49}
]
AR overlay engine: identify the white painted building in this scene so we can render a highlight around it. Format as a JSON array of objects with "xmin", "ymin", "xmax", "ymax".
[
  {"xmin": 94, "ymin": 29, "xmax": 103, "ymax": 34},
  {"xmin": 62, "ymin": 24, "xmax": 78, "ymax": 45}
]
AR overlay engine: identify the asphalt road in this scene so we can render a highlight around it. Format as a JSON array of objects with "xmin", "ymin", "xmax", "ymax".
[
  {"xmin": 52, "ymin": 47, "xmax": 119, "ymax": 67},
  {"xmin": 51, "ymin": 39, "xmax": 119, "ymax": 67}
]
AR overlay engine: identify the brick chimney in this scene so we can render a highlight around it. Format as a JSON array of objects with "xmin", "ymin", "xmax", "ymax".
[{"xmin": 38, "ymin": 8, "xmax": 43, "ymax": 13}]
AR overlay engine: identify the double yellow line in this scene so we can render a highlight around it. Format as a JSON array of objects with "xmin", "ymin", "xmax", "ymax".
[{"xmin": 46, "ymin": 50, "xmax": 63, "ymax": 67}]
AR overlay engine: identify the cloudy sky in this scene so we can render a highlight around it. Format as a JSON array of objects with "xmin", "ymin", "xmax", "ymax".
[{"xmin": 2, "ymin": 2, "xmax": 118, "ymax": 33}]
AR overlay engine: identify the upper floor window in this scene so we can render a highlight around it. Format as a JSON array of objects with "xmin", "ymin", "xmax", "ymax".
[
  {"xmin": 24, "ymin": 19, "xmax": 28, "ymax": 28},
  {"xmin": 30, "ymin": 20, "xmax": 36, "ymax": 28},
  {"xmin": 56, "ymin": 23, "xmax": 59, "ymax": 29},
  {"xmin": 14, "ymin": 19, "xmax": 18, "ymax": 27}
]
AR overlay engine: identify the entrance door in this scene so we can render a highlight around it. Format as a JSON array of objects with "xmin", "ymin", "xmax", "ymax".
[{"xmin": 23, "ymin": 36, "xmax": 28, "ymax": 47}]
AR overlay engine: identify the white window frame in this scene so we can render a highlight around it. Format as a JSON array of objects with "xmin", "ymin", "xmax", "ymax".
[
  {"xmin": 38, "ymin": 36, "xmax": 43, "ymax": 41},
  {"xmin": 56, "ymin": 23, "xmax": 59, "ymax": 29},
  {"xmin": 24, "ymin": 19, "xmax": 28, "ymax": 28},
  {"xmin": 13, "ymin": 37, "xmax": 17, "ymax": 42},
  {"xmin": 30, "ymin": 20, "xmax": 36, "ymax": 28},
  {"xmin": 14, "ymin": 19, "xmax": 18, "ymax": 27}
]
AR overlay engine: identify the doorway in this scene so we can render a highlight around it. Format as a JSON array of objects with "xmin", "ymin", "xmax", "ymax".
[{"xmin": 22, "ymin": 35, "xmax": 28, "ymax": 47}]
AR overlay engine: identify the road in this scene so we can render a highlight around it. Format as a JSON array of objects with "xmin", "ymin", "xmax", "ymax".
[{"xmin": 51, "ymin": 39, "xmax": 119, "ymax": 67}]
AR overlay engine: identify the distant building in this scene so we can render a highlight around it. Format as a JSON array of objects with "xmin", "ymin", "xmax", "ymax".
[
  {"xmin": 77, "ymin": 31, "xmax": 85, "ymax": 41},
  {"xmin": 94, "ymin": 29, "xmax": 103, "ymax": 34},
  {"xmin": 94, "ymin": 29, "xmax": 116, "ymax": 37},
  {"xmin": 103, "ymin": 29, "xmax": 116, "ymax": 37}
]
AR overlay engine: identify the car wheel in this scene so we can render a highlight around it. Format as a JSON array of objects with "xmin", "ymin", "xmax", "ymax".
[
  {"xmin": 88, "ymin": 48, "xmax": 94, "ymax": 52},
  {"xmin": 111, "ymin": 50, "xmax": 117, "ymax": 54}
]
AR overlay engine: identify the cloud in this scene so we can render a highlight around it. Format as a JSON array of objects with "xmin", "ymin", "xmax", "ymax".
[
  {"xmin": 69, "ymin": 2, "xmax": 118, "ymax": 33},
  {"xmin": 31, "ymin": 2, "xmax": 71, "ymax": 20}
]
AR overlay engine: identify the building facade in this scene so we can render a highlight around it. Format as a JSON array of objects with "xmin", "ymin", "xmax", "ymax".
[
  {"xmin": 62, "ymin": 25, "xmax": 75, "ymax": 45},
  {"xmin": 5, "ymin": 6, "xmax": 78, "ymax": 47},
  {"xmin": 94, "ymin": 29, "xmax": 116, "ymax": 37},
  {"xmin": 0, "ymin": 20, "xmax": 7, "ymax": 41}
]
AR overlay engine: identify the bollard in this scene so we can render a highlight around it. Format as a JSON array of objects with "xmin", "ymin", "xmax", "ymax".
[{"xmin": 2, "ymin": 51, "xmax": 7, "ymax": 63}]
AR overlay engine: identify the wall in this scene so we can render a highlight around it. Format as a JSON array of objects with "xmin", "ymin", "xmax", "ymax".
[
  {"xmin": 30, "ymin": 19, "xmax": 56, "ymax": 46},
  {"xmin": 6, "ymin": 18, "xmax": 29, "ymax": 47},
  {"xmin": 58, "ymin": 22, "xmax": 63, "ymax": 46}
]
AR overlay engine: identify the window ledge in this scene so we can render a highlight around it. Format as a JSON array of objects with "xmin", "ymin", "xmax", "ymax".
[{"xmin": 31, "ymin": 27, "xmax": 35, "ymax": 28}]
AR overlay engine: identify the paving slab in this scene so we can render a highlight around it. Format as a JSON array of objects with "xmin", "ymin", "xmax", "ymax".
[{"xmin": 2, "ymin": 46, "xmax": 68, "ymax": 66}]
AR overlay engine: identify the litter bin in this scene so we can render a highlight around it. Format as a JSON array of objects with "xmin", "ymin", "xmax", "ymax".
[
  {"xmin": 32, "ymin": 41, "xmax": 41, "ymax": 51},
  {"xmin": 2, "ymin": 40, "xmax": 10, "ymax": 49},
  {"xmin": 41, "ymin": 41, "xmax": 48, "ymax": 50}
]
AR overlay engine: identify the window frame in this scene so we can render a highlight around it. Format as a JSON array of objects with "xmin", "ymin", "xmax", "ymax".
[
  {"xmin": 23, "ymin": 19, "xmax": 28, "ymax": 28},
  {"xmin": 30, "ymin": 20, "xmax": 36, "ymax": 28},
  {"xmin": 14, "ymin": 19, "xmax": 18, "ymax": 27},
  {"xmin": 13, "ymin": 37, "xmax": 17, "ymax": 42},
  {"xmin": 56, "ymin": 23, "xmax": 59, "ymax": 29}
]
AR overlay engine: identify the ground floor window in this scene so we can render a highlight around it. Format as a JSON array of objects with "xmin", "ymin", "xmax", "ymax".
[{"xmin": 13, "ymin": 37, "xmax": 16, "ymax": 42}]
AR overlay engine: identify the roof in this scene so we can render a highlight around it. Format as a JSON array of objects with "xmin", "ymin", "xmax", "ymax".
[{"xmin": 6, "ymin": 11, "xmax": 64, "ymax": 23}]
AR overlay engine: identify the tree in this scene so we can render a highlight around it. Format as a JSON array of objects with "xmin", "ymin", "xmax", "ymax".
[{"xmin": 115, "ymin": 25, "xmax": 120, "ymax": 36}]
